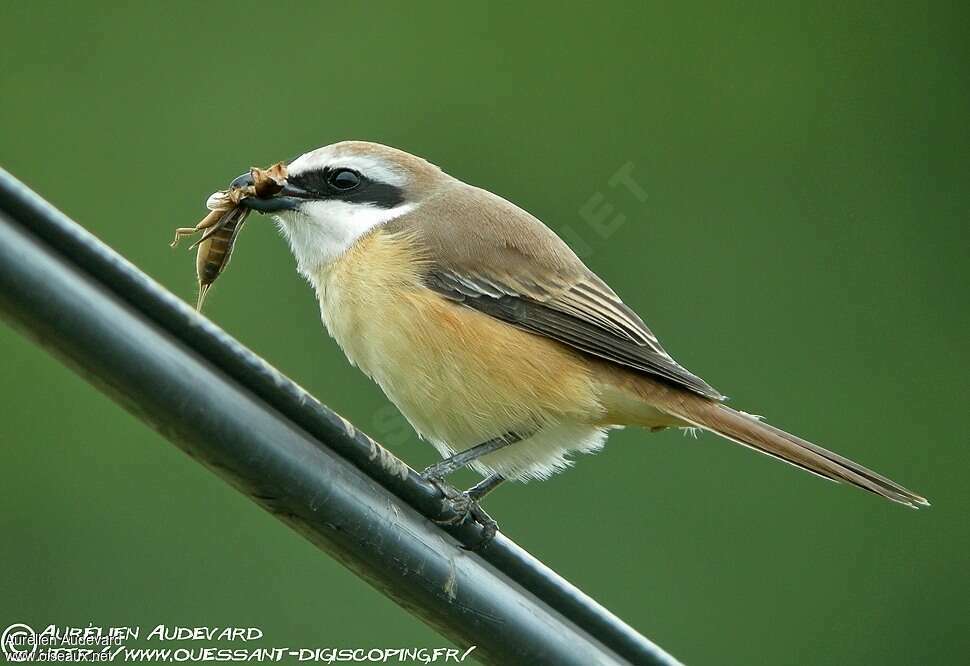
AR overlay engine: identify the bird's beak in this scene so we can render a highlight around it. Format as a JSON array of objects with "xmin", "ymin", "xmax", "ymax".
[{"xmin": 229, "ymin": 171, "xmax": 313, "ymax": 213}]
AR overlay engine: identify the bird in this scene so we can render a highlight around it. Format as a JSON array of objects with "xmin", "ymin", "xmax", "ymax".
[{"xmin": 230, "ymin": 140, "xmax": 927, "ymax": 543}]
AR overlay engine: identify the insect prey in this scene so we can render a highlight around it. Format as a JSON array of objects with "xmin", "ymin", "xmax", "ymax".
[{"xmin": 171, "ymin": 162, "xmax": 287, "ymax": 310}]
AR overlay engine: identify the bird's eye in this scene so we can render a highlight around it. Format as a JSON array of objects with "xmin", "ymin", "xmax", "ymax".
[{"xmin": 329, "ymin": 169, "xmax": 361, "ymax": 191}]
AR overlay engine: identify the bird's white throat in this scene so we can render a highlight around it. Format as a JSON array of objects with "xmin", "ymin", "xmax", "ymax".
[{"xmin": 273, "ymin": 200, "xmax": 417, "ymax": 282}]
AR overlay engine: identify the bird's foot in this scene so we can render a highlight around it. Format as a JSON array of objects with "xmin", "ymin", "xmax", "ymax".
[
  {"xmin": 426, "ymin": 478, "xmax": 498, "ymax": 551},
  {"xmin": 421, "ymin": 460, "xmax": 453, "ymax": 482}
]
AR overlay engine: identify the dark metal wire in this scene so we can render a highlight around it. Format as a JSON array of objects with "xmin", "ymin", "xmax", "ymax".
[{"xmin": 0, "ymin": 168, "xmax": 682, "ymax": 666}]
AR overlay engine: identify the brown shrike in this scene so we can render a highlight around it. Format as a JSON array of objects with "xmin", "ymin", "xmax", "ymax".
[{"xmin": 230, "ymin": 141, "xmax": 927, "ymax": 540}]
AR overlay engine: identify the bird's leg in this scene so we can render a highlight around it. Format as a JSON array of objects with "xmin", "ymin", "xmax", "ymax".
[
  {"xmin": 464, "ymin": 473, "xmax": 506, "ymax": 506},
  {"xmin": 422, "ymin": 432, "xmax": 527, "ymax": 549},
  {"xmin": 430, "ymin": 474, "xmax": 506, "ymax": 550},
  {"xmin": 421, "ymin": 431, "xmax": 524, "ymax": 480}
]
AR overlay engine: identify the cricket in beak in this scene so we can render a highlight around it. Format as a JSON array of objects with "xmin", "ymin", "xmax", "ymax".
[
  {"xmin": 171, "ymin": 161, "xmax": 288, "ymax": 311},
  {"xmin": 231, "ymin": 167, "xmax": 314, "ymax": 213}
]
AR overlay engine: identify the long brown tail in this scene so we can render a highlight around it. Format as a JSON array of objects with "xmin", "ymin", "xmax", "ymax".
[{"xmin": 657, "ymin": 392, "xmax": 929, "ymax": 508}]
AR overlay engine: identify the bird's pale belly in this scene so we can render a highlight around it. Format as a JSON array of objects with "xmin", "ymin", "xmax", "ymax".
[{"xmin": 312, "ymin": 230, "xmax": 617, "ymax": 480}]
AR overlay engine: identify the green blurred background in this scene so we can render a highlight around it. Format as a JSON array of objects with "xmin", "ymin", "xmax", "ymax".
[{"xmin": 2, "ymin": 2, "xmax": 967, "ymax": 664}]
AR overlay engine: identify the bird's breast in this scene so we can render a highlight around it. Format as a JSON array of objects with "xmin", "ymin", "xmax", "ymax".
[{"xmin": 311, "ymin": 229, "xmax": 605, "ymax": 450}]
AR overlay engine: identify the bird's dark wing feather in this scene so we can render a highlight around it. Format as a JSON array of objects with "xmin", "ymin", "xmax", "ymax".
[
  {"xmin": 388, "ymin": 183, "xmax": 724, "ymax": 400},
  {"xmin": 425, "ymin": 269, "xmax": 723, "ymax": 400}
]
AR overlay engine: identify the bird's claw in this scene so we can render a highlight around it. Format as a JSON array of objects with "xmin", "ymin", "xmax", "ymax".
[
  {"xmin": 425, "ymin": 478, "xmax": 498, "ymax": 551},
  {"xmin": 420, "ymin": 461, "xmax": 451, "ymax": 481}
]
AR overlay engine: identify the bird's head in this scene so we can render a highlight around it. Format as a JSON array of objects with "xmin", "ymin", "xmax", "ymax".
[{"xmin": 233, "ymin": 141, "xmax": 447, "ymax": 277}]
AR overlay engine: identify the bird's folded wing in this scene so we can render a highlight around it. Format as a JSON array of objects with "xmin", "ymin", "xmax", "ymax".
[{"xmin": 395, "ymin": 184, "xmax": 724, "ymax": 400}]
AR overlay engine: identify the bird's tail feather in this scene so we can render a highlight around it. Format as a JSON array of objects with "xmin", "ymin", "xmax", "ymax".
[{"xmin": 658, "ymin": 395, "xmax": 928, "ymax": 508}]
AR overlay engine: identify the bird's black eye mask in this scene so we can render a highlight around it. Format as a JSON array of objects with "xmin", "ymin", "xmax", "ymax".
[{"xmin": 287, "ymin": 167, "xmax": 406, "ymax": 209}]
